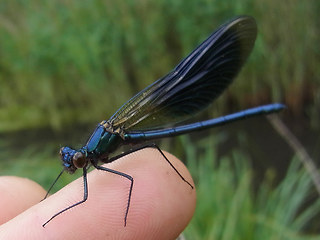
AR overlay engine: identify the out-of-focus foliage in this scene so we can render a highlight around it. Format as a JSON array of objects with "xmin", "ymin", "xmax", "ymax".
[
  {"xmin": 0, "ymin": 1, "xmax": 319, "ymax": 238},
  {"xmin": 0, "ymin": 0, "xmax": 318, "ymax": 131},
  {"xmin": 183, "ymin": 135, "xmax": 320, "ymax": 239}
]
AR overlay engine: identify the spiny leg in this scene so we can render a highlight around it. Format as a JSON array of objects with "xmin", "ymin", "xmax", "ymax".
[
  {"xmin": 42, "ymin": 169, "xmax": 64, "ymax": 201},
  {"xmin": 106, "ymin": 143, "xmax": 194, "ymax": 189},
  {"xmin": 42, "ymin": 144, "xmax": 192, "ymax": 227},
  {"xmin": 42, "ymin": 167, "xmax": 89, "ymax": 228},
  {"xmin": 148, "ymin": 143, "xmax": 194, "ymax": 189},
  {"xmin": 91, "ymin": 162, "xmax": 133, "ymax": 227},
  {"xmin": 95, "ymin": 144, "xmax": 193, "ymax": 225}
]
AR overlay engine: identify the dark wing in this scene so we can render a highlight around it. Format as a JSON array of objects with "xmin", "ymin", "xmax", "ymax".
[{"xmin": 108, "ymin": 16, "xmax": 257, "ymax": 131}]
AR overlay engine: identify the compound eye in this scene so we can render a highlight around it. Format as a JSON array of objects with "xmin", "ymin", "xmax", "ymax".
[
  {"xmin": 59, "ymin": 147, "xmax": 65, "ymax": 157},
  {"xmin": 72, "ymin": 152, "xmax": 87, "ymax": 169}
]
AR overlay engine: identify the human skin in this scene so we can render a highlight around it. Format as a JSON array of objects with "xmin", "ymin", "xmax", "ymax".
[{"xmin": 0, "ymin": 148, "xmax": 196, "ymax": 240}]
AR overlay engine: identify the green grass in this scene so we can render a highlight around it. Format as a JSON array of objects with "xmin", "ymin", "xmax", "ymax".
[
  {"xmin": 1, "ymin": 133, "xmax": 319, "ymax": 239},
  {"xmin": 0, "ymin": 139, "xmax": 80, "ymax": 190},
  {"xmin": 182, "ymin": 135, "xmax": 320, "ymax": 239},
  {"xmin": 0, "ymin": 1, "xmax": 319, "ymax": 238},
  {"xmin": 0, "ymin": 0, "xmax": 319, "ymax": 131}
]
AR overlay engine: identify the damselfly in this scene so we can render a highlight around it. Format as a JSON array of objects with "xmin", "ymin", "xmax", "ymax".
[{"xmin": 43, "ymin": 16, "xmax": 285, "ymax": 227}]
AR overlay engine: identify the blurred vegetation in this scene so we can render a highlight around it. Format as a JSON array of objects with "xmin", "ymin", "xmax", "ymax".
[
  {"xmin": 0, "ymin": 0, "xmax": 318, "ymax": 131},
  {"xmin": 0, "ymin": 0, "xmax": 319, "ymax": 238},
  {"xmin": 1, "ymin": 133, "xmax": 320, "ymax": 239},
  {"xmin": 184, "ymin": 135, "xmax": 320, "ymax": 239}
]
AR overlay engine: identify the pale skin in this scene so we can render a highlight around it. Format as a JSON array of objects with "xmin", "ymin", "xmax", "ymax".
[{"xmin": 0, "ymin": 148, "xmax": 196, "ymax": 240}]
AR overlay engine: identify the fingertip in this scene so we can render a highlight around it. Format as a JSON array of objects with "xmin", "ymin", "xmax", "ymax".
[
  {"xmin": 0, "ymin": 148, "xmax": 196, "ymax": 240},
  {"xmin": 0, "ymin": 176, "xmax": 46, "ymax": 224}
]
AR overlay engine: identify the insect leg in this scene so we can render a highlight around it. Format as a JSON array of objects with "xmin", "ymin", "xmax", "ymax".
[
  {"xmin": 146, "ymin": 143, "xmax": 194, "ymax": 189},
  {"xmin": 42, "ymin": 167, "xmax": 89, "ymax": 227},
  {"xmin": 107, "ymin": 144, "xmax": 194, "ymax": 189},
  {"xmin": 91, "ymin": 162, "xmax": 133, "ymax": 227},
  {"xmin": 42, "ymin": 169, "xmax": 64, "ymax": 200}
]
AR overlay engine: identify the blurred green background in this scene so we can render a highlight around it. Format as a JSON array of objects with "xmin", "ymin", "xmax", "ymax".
[{"xmin": 0, "ymin": 0, "xmax": 320, "ymax": 239}]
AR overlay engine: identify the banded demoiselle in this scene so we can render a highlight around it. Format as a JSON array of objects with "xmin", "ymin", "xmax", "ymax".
[{"xmin": 43, "ymin": 16, "xmax": 285, "ymax": 227}]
